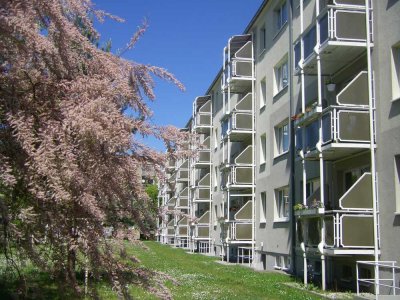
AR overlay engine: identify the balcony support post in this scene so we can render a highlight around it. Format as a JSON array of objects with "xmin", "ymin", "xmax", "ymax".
[{"xmin": 365, "ymin": 0, "xmax": 380, "ymax": 295}]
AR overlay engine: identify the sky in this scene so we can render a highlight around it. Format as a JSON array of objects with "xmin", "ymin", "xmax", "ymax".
[{"xmin": 93, "ymin": 0, "xmax": 264, "ymax": 151}]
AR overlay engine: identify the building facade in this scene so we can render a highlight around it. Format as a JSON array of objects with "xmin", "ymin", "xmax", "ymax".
[{"xmin": 157, "ymin": 0, "xmax": 400, "ymax": 296}]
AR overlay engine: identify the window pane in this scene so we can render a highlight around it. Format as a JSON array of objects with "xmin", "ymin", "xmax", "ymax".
[
  {"xmin": 282, "ymin": 124, "xmax": 289, "ymax": 152},
  {"xmin": 282, "ymin": 2, "xmax": 288, "ymax": 25}
]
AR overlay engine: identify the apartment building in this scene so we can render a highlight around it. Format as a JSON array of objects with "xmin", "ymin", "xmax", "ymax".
[{"xmin": 157, "ymin": 0, "xmax": 400, "ymax": 296}]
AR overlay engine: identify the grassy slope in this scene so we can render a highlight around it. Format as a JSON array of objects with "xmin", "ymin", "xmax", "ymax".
[
  {"xmin": 0, "ymin": 241, "xmax": 322, "ymax": 299},
  {"xmin": 124, "ymin": 241, "xmax": 321, "ymax": 300}
]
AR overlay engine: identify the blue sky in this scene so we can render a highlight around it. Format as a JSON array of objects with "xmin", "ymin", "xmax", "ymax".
[{"xmin": 93, "ymin": 0, "xmax": 263, "ymax": 150}]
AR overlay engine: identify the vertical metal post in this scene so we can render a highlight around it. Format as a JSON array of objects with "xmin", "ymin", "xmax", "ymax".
[{"xmin": 365, "ymin": 0, "xmax": 380, "ymax": 295}]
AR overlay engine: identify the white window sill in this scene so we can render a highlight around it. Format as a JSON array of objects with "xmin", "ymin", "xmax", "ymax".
[
  {"xmin": 274, "ymin": 217, "xmax": 290, "ymax": 223},
  {"xmin": 274, "ymin": 150, "xmax": 289, "ymax": 159},
  {"xmin": 259, "ymin": 219, "xmax": 267, "ymax": 224},
  {"xmin": 394, "ymin": 212, "xmax": 400, "ymax": 216},
  {"xmin": 260, "ymin": 103, "xmax": 266, "ymax": 110},
  {"xmin": 273, "ymin": 84, "xmax": 288, "ymax": 99}
]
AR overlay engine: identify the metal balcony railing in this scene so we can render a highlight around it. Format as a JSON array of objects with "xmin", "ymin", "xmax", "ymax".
[
  {"xmin": 229, "ymin": 222, "xmax": 252, "ymax": 241},
  {"xmin": 223, "ymin": 166, "xmax": 253, "ymax": 188},
  {"xmin": 222, "ymin": 112, "xmax": 253, "ymax": 140}
]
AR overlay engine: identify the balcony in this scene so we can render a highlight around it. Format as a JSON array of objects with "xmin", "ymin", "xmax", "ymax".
[
  {"xmin": 297, "ymin": 173, "xmax": 376, "ymax": 255},
  {"xmin": 222, "ymin": 35, "xmax": 254, "ymax": 93},
  {"xmin": 223, "ymin": 144, "xmax": 253, "ymax": 167},
  {"xmin": 226, "ymin": 201, "xmax": 253, "ymax": 242},
  {"xmin": 193, "ymin": 96, "xmax": 211, "ymax": 133},
  {"xmin": 176, "ymin": 160, "xmax": 189, "ymax": 182},
  {"xmin": 176, "ymin": 187, "xmax": 189, "ymax": 208},
  {"xmin": 177, "ymin": 216, "xmax": 188, "ymax": 237},
  {"xmin": 222, "ymin": 112, "xmax": 253, "ymax": 142},
  {"xmin": 223, "ymin": 166, "xmax": 253, "ymax": 189},
  {"xmin": 167, "ymin": 219, "xmax": 175, "ymax": 236},
  {"xmin": 193, "ymin": 211, "xmax": 210, "ymax": 240},
  {"xmin": 192, "ymin": 173, "xmax": 211, "ymax": 202},
  {"xmin": 295, "ymin": 4, "xmax": 371, "ymax": 75}
]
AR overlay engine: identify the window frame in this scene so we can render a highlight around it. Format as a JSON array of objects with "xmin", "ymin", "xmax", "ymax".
[
  {"xmin": 259, "ymin": 77, "xmax": 267, "ymax": 109},
  {"xmin": 260, "ymin": 192, "xmax": 267, "ymax": 223},
  {"xmin": 260, "ymin": 133, "xmax": 267, "ymax": 165},
  {"xmin": 274, "ymin": 58, "xmax": 288, "ymax": 95},
  {"xmin": 275, "ymin": 121, "xmax": 289, "ymax": 157},
  {"xmin": 275, "ymin": 1, "xmax": 288, "ymax": 32},
  {"xmin": 395, "ymin": 155, "xmax": 400, "ymax": 214},
  {"xmin": 275, "ymin": 186, "xmax": 290, "ymax": 222},
  {"xmin": 391, "ymin": 43, "xmax": 400, "ymax": 101},
  {"xmin": 259, "ymin": 24, "xmax": 267, "ymax": 55}
]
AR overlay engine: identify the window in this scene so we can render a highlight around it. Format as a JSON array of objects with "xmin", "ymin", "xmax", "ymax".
[
  {"xmin": 259, "ymin": 77, "xmax": 267, "ymax": 108},
  {"xmin": 274, "ymin": 58, "xmax": 288, "ymax": 95},
  {"xmin": 395, "ymin": 155, "xmax": 400, "ymax": 213},
  {"xmin": 260, "ymin": 133, "xmax": 267, "ymax": 165},
  {"xmin": 259, "ymin": 25, "xmax": 266, "ymax": 53},
  {"xmin": 391, "ymin": 44, "xmax": 400, "ymax": 101},
  {"xmin": 275, "ymin": 121, "xmax": 289, "ymax": 156},
  {"xmin": 214, "ymin": 128, "xmax": 218, "ymax": 149},
  {"xmin": 294, "ymin": 41, "xmax": 301, "ymax": 70},
  {"xmin": 260, "ymin": 192, "xmax": 267, "ymax": 223},
  {"xmin": 275, "ymin": 186, "xmax": 289, "ymax": 221},
  {"xmin": 275, "ymin": 1, "xmax": 288, "ymax": 31},
  {"xmin": 274, "ymin": 255, "xmax": 290, "ymax": 270},
  {"xmin": 214, "ymin": 166, "xmax": 218, "ymax": 189}
]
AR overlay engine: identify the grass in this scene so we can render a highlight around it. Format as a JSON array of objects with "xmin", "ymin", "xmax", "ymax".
[{"xmin": 0, "ymin": 241, "xmax": 323, "ymax": 299}]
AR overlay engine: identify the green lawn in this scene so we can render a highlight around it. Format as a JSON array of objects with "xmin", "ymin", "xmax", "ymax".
[
  {"xmin": 123, "ymin": 241, "xmax": 321, "ymax": 300},
  {"xmin": 0, "ymin": 241, "xmax": 323, "ymax": 299}
]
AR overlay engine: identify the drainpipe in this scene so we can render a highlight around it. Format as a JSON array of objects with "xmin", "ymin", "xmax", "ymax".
[
  {"xmin": 288, "ymin": 0, "xmax": 297, "ymax": 278},
  {"xmin": 365, "ymin": 0, "xmax": 380, "ymax": 294}
]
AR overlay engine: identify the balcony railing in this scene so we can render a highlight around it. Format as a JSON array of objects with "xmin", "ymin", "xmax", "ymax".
[
  {"xmin": 223, "ymin": 166, "xmax": 253, "ymax": 188},
  {"xmin": 193, "ymin": 96, "xmax": 211, "ymax": 131},
  {"xmin": 222, "ymin": 112, "xmax": 253, "ymax": 141},
  {"xmin": 228, "ymin": 222, "xmax": 252, "ymax": 241},
  {"xmin": 295, "ymin": 4, "xmax": 371, "ymax": 75}
]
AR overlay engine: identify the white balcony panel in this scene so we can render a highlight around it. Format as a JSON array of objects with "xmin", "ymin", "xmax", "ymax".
[
  {"xmin": 233, "ymin": 167, "xmax": 253, "ymax": 185},
  {"xmin": 234, "ymin": 41, "xmax": 252, "ymax": 59},
  {"xmin": 231, "ymin": 223, "xmax": 252, "ymax": 241},
  {"xmin": 198, "ymin": 173, "xmax": 210, "ymax": 186},
  {"xmin": 235, "ymin": 146, "xmax": 253, "ymax": 165},
  {"xmin": 340, "ymin": 173, "xmax": 373, "ymax": 210},
  {"xmin": 235, "ymin": 93, "xmax": 253, "ymax": 111},
  {"xmin": 196, "ymin": 188, "xmax": 210, "ymax": 201},
  {"xmin": 337, "ymin": 71, "xmax": 369, "ymax": 106},
  {"xmin": 197, "ymin": 227, "xmax": 210, "ymax": 238},
  {"xmin": 198, "ymin": 211, "xmax": 210, "ymax": 224},
  {"xmin": 199, "ymin": 100, "xmax": 211, "ymax": 113},
  {"xmin": 235, "ymin": 201, "xmax": 252, "ymax": 220},
  {"xmin": 232, "ymin": 60, "xmax": 252, "ymax": 78},
  {"xmin": 340, "ymin": 215, "xmax": 374, "ymax": 248}
]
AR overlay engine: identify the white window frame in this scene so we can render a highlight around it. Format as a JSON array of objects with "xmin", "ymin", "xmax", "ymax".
[
  {"xmin": 275, "ymin": 1, "xmax": 288, "ymax": 32},
  {"xmin": 274, "ymin": 57, "xmax": 288, "ymax": 95},
  {"xmin": 259, "ymin": 24, "xmax": 266, "ymax": 54},
  {"xmin": 391, "ymin": 43, "xmax": 400, "ymax": 101},
  {"xmin": 260, "ymin": 192, "xmax": 267, "ymax": 223},
  {"xmin": 214, "ymin": 166, "xmax": 218, "ymax": 189},
  {"xmin": 275, "ymin": 186, "xmax": 289, "ymax": 222},
  {"xmin": 395, "ymin": 155, "xmax": 400, "ymax": 214},
  {"xmin": 214, "ymin": 128, "xmax": 218, "ymax": 150},
  {"xmin": 260, "ymin": 133, "xmax": 267, "ymax": 165},
  {"xmin": 259, "ymin": 77, "xmax": 267, "ymax": 109},
  {"xmin": 274, "ymin": 121, "xmax": 289, "ymax": 157}
]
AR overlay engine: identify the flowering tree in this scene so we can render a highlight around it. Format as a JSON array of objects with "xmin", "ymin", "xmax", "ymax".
[{"xmin": 0, "ymin": 0, "xmax": 189, "ymax": 298}]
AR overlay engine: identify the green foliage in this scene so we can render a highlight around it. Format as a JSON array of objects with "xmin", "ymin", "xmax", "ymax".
[{"xmin": 145, "ymin": 184, "xmax": 158, "ymax": 203}]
